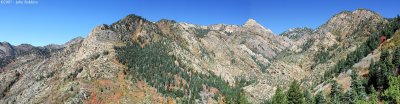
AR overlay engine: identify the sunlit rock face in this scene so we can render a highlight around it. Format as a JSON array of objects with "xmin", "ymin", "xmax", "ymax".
[{"xmin": 0, "ymin": 9, "xmax": 389, "ymax": 103}]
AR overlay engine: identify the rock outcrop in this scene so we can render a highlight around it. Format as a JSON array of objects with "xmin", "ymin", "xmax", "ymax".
[{"xmin": 0, "ymin": 9, "xmax": 390, "ymax": 103}]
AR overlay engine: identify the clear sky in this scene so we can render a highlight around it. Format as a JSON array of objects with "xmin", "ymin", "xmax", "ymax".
[{"xmin": 0, "ymin": 0, "xmax": 399, "ymax": 46}]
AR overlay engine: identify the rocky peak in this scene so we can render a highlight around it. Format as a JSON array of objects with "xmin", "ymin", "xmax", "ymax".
[
  {"xmin": 116, "ymin": 14, "xmax": 147, "ymax": 24},
  {"xmin": 325, "ymin": 9, "xmax": 382, "ymax": 28},
  {"xmin": 110, "ymin": 14, "xmax": 151, "ymax": 34},
  {"xmin": 243, "ymin": 19, "xmax": 273, "ymax": 35},
  {"xmin": 352, "ymin": 9, "xmax": 378, "ymax": 16},
  {"xmin": 333, "ymin": 9, "xmax": 379, "ymax": 21},
  {"xmin": 243, "ymin": 19, "xmax": 264, "ymax": 29},
  {"xmin": 320, "ymin": 9, "xmax": 384, "ymax": 39},
  {"xmin": 110, "ymin": 14, "xmax": 161, "ymax": 45}
]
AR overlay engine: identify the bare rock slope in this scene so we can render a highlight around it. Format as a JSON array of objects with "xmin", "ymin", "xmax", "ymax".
[{"xmin": 0, "ymin": 9, "xmax": 387, "ymax": 103}]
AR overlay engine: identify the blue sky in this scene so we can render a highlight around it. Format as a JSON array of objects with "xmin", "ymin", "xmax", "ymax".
[{"xmin": 0, "ymin": 0, "xmax": 399, "ymax": 46}]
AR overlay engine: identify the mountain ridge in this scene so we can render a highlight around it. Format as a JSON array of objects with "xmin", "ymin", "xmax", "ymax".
[{"xmin": 0, "ymin": 9, "xmax": 397, "ymax": 104}]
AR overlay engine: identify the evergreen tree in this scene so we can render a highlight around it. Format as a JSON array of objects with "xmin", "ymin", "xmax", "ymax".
[
  {"xmin": 368, "ymin": 86, "xmax": 379, "ymax": 104},
  {"xmin": 315, "ymin": 91, "xmax": 325, "ymax": 104},
  {"xmin": 368, "ymin": 61, "xmax": 388, "ymax": 90},
  {"xmin": 272, "ymin": 86, "xmax": 287, "ymax": 104},
  {"xmin": 346, "ymin": 52, "xmax": 357, "ymax": 69},
  {"xmin": 350, "ymin": 71, "xmax": 366, "ymax": 99},
  {"xmin": 393, "ymin": 46, "xmax": 400, "ymax": 67},
  {"xmin": 367, "ymin": 33, "xmax": 379, "ymax": 50},
  {"xmin": 287, "ymin": 80, "xmax": 304, "ymax": 104},
  {"xmin": 380, "ymin": 50, "xmax": 390, "ymax": 62},
  {"xmin": 237, "ymin": 90, "xmax": 249, "ymax": 104},
  {"xmin": 330, "ymin": 81, "xmax": 343, "ymax": 104},
  {"xmin": 381, "ymin": 50, "xmax": 395, "ymax": 73},
  {"xmin": 261, "ymin": 100, "xmax": 272, "ymax": 104},
  {"xmin": 303, "ymin": 90, "xmax": 314, "ymax": 104},
  {"xmin": 383, "ymin": 76, "xmax": 400, "ymax": 104},
  {"xmin": 344, "ymin": 89, "xmax": 357, "ymax": 104}
]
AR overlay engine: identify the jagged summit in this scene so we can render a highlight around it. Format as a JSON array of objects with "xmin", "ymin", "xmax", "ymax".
[
  {"xmin": 243, "ymin": 18, "xmax": 274, "ymax": 34},
  {"xmin": 243, "ymin": 19, "xmax": 263, "ymax": 28}
]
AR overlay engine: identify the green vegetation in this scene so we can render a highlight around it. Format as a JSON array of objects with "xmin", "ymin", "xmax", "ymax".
[
  {"xmin": 287, "ymin": 80, "xmax": 304, "ymax": 104},
  {"xmin": 264, "ymin": 80, "xmax": 305, "ymax": 104},
  {"xmin": 312, "ymin": 48, "xmax": 331, "ymax": 69},
  {"xmin": 314, "ymin": 92, "xmax": 325, "ymax": 104},
  {"xmin": 268, "ymin": 15, "xmax": 400, "ymax": 104},
  {"xmin": 383, "ymin": 76, "xmax": 400, "ymax": 103},
  {"xmin": 271, "ymin": 86, "xmax": 287, "ymax": 104},
  {"xmin": 324, "ymin": 15, "xmax": 400, "ymax": 80},
  {"xmin": 393, "ymin": 46, "xmax": 400, "ymax": 67},
  {"xmin": 114, "ymin": 15, "xmax": 400, "ymax": 104},
  {"xmin": 195, "ymin": 29, "xmax": 210, "ymax": 38},
  {"xmin": 368, "ymin": 49, "xmax": 394, "ymax": 90},
  {"xmin": 350, "ymin": 71, "xmax": 366, "ymax": 99},
  {"xmin": 302, "ymin": 39, "xmax": 314, "ymax": 52},
  {"xmin": 303, "ymin": 90, "xmax": 314, "ymax": 104},
  {"xmin": 115, "ymin": 39, "xmax": 253, "ymax": 103},
  {"xmin": 330, "ymin": 80, "xmax": 343, "ymax": 103},
  {"xmin": 364, "ymin": 46, "xmax": 400, "ymax": 104},
  {"xmin": 251, "ymin": 56, "xmax": 268, "ymax": 73}
]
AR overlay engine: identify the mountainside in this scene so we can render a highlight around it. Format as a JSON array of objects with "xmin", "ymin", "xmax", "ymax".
[{"xmin": 0, "ymin": 9, "xmax": 399, "ymax": 104}]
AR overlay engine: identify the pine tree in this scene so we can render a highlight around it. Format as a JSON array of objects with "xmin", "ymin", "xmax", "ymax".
[
  {"xmin": 337, "ymin": 59, "xmax": 346, "ymax": 73},
  {"xmin": 368, "ymin": 61, "xmax": 381, "ymax": 89},
  {"xmin": 383, "ymin": 76, "xmax": 400, "ymax": 104},
  {"xmin": 381, "ymin": 50, "xmax": 395, "ymax": 73},
  {"xmin": 287, "ymin": 80, "xmax": 304, "ymax": 104},
  {"xmin": 350, "ymin": 70, "xmax": 366, "ymax": 99},
  {"xmin": 368, "ymin": 86, "xmax": 379, "ymax": 104},
  {"xmin": 393, "ymin": 46, "xmax": 400, "ymax": 67},
  {"xmin": 237, "ymin": 90, "xmax": 249, "ymax": 104},
  {"xmin": 330, "ymin": 81, "xmax": 343, "ymax": 104},
  {"xmin": 272, "ymin": 86, "xmax": 287, "ymax": 104},
  {"xmin": 376, "ymin": 50, "xmax": 393, "ymax": 89},
  {"xmin": 367, "ymin": 33, "xmax": 379, "ymax": 50},
  {"xmin": 344, "ymin": 89, "xmax": 357, "ymax": 104},
  {"xmin": 315, "ymin": 91, "xmax": 325, "ymax": 104},
  {"xmin": 303, "ymin": 90, "xmax": 314, "ymax": 104}
]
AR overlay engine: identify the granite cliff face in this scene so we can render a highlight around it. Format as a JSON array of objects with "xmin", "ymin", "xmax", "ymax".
[{"xmin": 0, "ymin": 9, "xmax": 390, "ymax": 103}]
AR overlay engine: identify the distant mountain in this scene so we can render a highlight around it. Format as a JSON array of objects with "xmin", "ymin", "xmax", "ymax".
[{"xmin": 0, "ymin": 9, "xmax": 399, "ymax": 104}]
